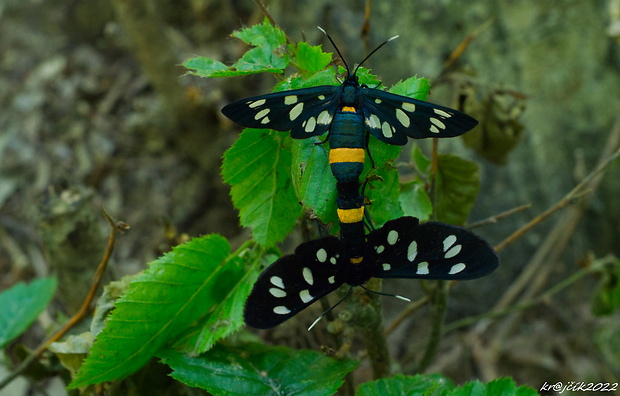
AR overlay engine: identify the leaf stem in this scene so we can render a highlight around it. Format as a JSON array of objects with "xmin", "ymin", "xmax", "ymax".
[{"xmin": 0, "ymin": 207, "xmax": 126, "ymax": 390}]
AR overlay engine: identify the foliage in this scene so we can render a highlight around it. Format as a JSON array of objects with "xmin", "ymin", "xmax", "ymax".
[{"xmin": 0, "ymin": 277, "xmax": 56, "ymax": 348}]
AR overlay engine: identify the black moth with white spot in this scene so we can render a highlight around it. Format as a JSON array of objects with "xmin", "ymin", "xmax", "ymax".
[
  {"xmin": 244, "ymin": 216, "xmax": 499, "ymax": 329},
  {"xmin": 221, "ymin": 33, "xmax": 477, "ymax": 146}
]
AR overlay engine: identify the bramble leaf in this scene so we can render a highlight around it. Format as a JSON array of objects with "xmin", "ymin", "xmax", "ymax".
[
  {"xmin": 69, "ymin": 235, "xmax": 239, "ymax": 388},
  {"xmin": 222, "ymin": 129, "xmax": 303, "ymax": 247},
  {"xmin": 160, "ymin": 343, "xmax": 358, "ymax": 396}
]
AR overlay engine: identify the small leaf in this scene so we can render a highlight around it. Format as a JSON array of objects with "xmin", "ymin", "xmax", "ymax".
[
  {"xmin": 455, "ymin": 378, "xmax": 539, "ymax": 396},
  {"xmin": 0, "ymin": 277, "xmax": 57, "ymax": 348},
  {"xmin": 390, "ymin": 76, "xmax": 430, "ymax": 101},
  {"xmin": 277, "ymin": 68, "xmax": 339, "ymax": 91},
  {"xmin": 399, "ymin": 179, "xmax": 432, "ymax": 221},
  {"xmin": 230, "ymin": 18, "xmax": 289, "ymax": 75},
  {"xmin": 222, "ymin": 129, "xmax": 303, "ymax": 247},
  {"xmin": 183, "ymin": 57, "xmax": 229, "ymax": 78},
  {"xmin": 291, "ymin": 42, "xmax": 332, "ymax": 77},
  {"xmin": 435, "ymin": 154, "xmax": 481, "ymax": 225},
  {"xmin": 366, "ymin": 165, "xmax": 404, "ymax": 228},
  {"xmin": 69, "ymin": 235, "xmax": 236, "ymax": 388},
  {"xmin": 291, "ymin": 138, "xmax": 338, "ymax": 226},
  {"xmin": 411, "ymin": 145, "xmax": 431, "ymax": 174},
  {"xmin": 232, "ymin": 18, "xmax": 286, "ymax": 50},
  {"xmin": 160, "ymin": 343, "xmax": 358, "ymax": 396},
  {"xmin": 356, "ymin": 373, "xmax": 453, "ymax": 396}
]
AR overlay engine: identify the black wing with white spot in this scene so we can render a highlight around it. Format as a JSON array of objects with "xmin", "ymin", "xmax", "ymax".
[
  {"xmin": 244, "ymin": 236, "xmax": 344, "ymax": 329},
  {"xmin": 221, "ymin": 86, "xmax": 340, "ymax": 138},
  {"xmin": 360, "ymin": 88, "xmax": 478, "ymax": 145},
  {"xmin": 365, "ymin": 217, "xmax": 499, "ymax": 280}
]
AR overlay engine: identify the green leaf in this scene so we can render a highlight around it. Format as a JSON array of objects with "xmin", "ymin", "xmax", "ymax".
[
  {"xmin": 399, "ymin": 179, "xmax": 432, "ymax": 221},
  {"xmin": 356, "ymin": 375, "xmax": 538, "ymax": 396},
  {"xmin": 411, "ymin": 145, "xmax": 431, "ymax": 173},
  {"xmin": 222, "ymin": 129, "xmax": 303, "ymax": 247},
  {"xmin": 435, "ymin": 154, "xmax": 481, "ymax": 225},
  {"xmin": 230, "ymin": 18, "xmax": 288, "ymax": 75},
  {"xmin": 275, "ymin": 68, "xmax": 338, "ymax": 92},
  {"xmin": 172, "ymin": 250, "xmax": 263, "ymax": 355},
  {"xmin": 390, "ymin": 75, "xmax": 431, "ymax": 101},
  {"xmin": 366, "ymin": 164, "xmax": 403, "ymax": 227},
  {"xmin": 291, "ymin": 138, "xmax": 338, "ymax": 226},
  {"xmin": 291, "ymin": 42, "xmax": 332, "ymax": 77},
  {"xmin": 591, "ymin": 258, "xmax": 620, "ymax": 316},
  {"xmin": 0, "ymin": 277, "xmax": 57, "ymax": 348},
  {"xmin": 183, "ymin": 57, "xmax": 230, "ymax": 78},
  {"xmin": 356, "ymin": 373, "xmax": 453, "ymax": 396},
  {"xmin": 69, "ymin": 235, "xmax": 236, "ymax": 388},
  {"xmin": 160, "ymin": 343, "xmax": 358, "ymax": 396},
  {"xmin": 455, "ymin": 378, "xmax": 538, "ymax": 396}
]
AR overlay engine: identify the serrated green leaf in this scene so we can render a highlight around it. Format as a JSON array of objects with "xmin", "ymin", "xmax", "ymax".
[
  {"xmin": 275, "ymin": 68, "xmax": 338, "ymax": 92},
  {"xmin": 230, "ymin": 18, "xmax": 289, "ymax": 75},
  {"xmin": 339, "ymin": 66, "xmax": 381, "ymax": 86},
  {"xmin": 0, "ymin": 277, "xmax": 57, "ymax": 348},
  {"xmin": 222, "ymin": 129, "xmax": 303, "ymax": 247},
  {"xmin": 356, "ymin": 373, "xmax": 453, "ymax": 396},
  {"xmin": 291, "ymin": 138, "xmax": 338, "ymax": 226},
  {"xmin": 183, "ymin": 57, "xmax": 229, "ymax": 78},
  {"xmin": 366, "ymin": 165, "xmax": 403, "ymax": 228},
  {"xmin": 390, "ymin": 76, "xmax": 430, "ymax": 101},
  {"xmin": 69, "ymin": 235, "xmax": 235, "ymax": 388},
  {"xmin": 399, "ymin": 179, "xmax": 432, "ymax": 221},
  {"xmin": 172, "ymin": 253, "xmax": 260, "ymax": 355},
  {"xmin": 232, "ymin": 18, "xmax": 286, "ymax": 49},
  {"xmin": 435, "ymin": 154, "xmax": 481, "ymax": 225},
  {"xmin": 160, "ymin": 343, "xmax": 358, "ymax": 396},
  {"xmin": 291, "ymin": 42, "xmax": 332, "ymax": 77},
  {"xmin": 455, "ymin": 378, "xmax": 538, "ymax": 396}
]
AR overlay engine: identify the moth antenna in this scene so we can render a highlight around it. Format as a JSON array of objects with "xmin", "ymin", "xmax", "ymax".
[
  {"xmin": 360, "ymin": 285, "xmax": 410, "ymax": 302},
  {"xmin": 308, "ymin": 287, "xmax": 353, "ymax": 331},
  {"xmin": 353, "ymin": 35, "xmax": 399, "ymax": 76},
  {"xmin": 317, "ymin": 26, "xmax": 350, "ymax": 76}
]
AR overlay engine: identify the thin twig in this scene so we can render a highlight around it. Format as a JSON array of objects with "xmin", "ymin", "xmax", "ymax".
[
  {"xmin": 442, "ymin": 17, "xmax": 495, "ymax": 71},
  {"xmin": 0, "ymin": 208, "xmax": 127, "ymax": 390},
  {"xmin": 384, "ymin": 295, "xmax": 429, "ymax": 336},
  {"xmin": 467, "ymin": 203, "xmax": 531, "ymax": 229},
  {"xmin": 494, "ymin": 147, "xmax": 620, "ymax": 253}
]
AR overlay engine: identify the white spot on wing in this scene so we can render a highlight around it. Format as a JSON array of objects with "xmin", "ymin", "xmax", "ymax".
[
  {"xmin": 316, "ymin": 248, "xmax": 327, "ymax": 262},
  {"xmin": 430, "ymin": 117, "xmax": 446, "ymax": 130},
  {"xmin": 270, "ymin": 276, "xmax": 284, "ymax": 289},
  {"xmin": 290, "ymin": 102, "xmax": 304, "ymax": 121},
  {"xmin": 273, "ymin": 306, "xmax": 291, "ymax": 315},
  {"xmin": 387, "ymin": 230, "xmax": 399, "ymax": 245},
  {"xmin": 430, "ymin": 125, "xmax": 440, "ymax": 133},
  {"xmin": 330, "ymin": 257, "xmax": 337, "ymax": 265},
  {"xmin": 402, "ymin": 102, "xmax": 416, "ymax": 112},
  {"xmin": 254, "ymin": 108, "xmax": 270, "ymax": 120},
  {"xmin": 328, "ymin": 276, "xmax": 335, "ymax": 284},
  {"xmin": 396, "ymin": 109, "xmax": 410, "ymax": 127},
  {"xmin": 434, "ymin": 108, "xmax": 452, "ymax": 118},
  {"xmin": 407, "ymin": 241, "xmax": 418, "ymax": 262},
  {"xmin": 299, "ymin": 290, "xmax": 313, "ymax": 303},
  {"xmin": 284, "ymin": 95, "xmax": 298, "ymax": 105},
  {"xmin": 445, "ymin": 244, "xmax": 462, "ymax": 259},
  {"xmin": 449, "ymin": 263, "xmax": 466, "ymax": 274},
  {"xmin": 367, "ymin": 114, "xmax": 380, "ymax": 130},
  {"xmin": 375, "ymin": 245, "xmax": 385, "ymax": 254},
  {"xmin": 382, "ymin": 121, "xmax": 393, "ymax": 138},
  {"xmin": 248, "ymin": 99, "xmax": 266, "ymax": 108},
  {"xmin": 375, "ymin": 98, "xmax": 382, "ymax": 104},
  {"xmin": 382, "ymin": 263, "xmax": 391, "ymax": 271},
  {"xmin": 303, "ymin": 267, "xmax": 314, "ymax": 285},
  {"xmin": 305, "ymin": 117, "xmax": 316, "ymax": 132},
  {"xmin": 443, "ymin": 235, "xmax": 457, "ymax": 251},
  {"xmin": 261, "ymin": 116, "xmax": 270, "ymax": 124},
  {"xmin": 269, "ymin": 288, "xmax": 286, "ymax": 298},
  {"xmin": 416, "ymin": 261, "xmax": 429, "ymax": 275},
  {"xmin": 317, "ymin": 110, "xmax": 332, "ymax": 125},
  {"xmin": 318, "ymin": 95, "xmax": 326, "ymax": 100}
]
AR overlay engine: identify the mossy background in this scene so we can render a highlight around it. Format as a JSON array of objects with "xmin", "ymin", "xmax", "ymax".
[{"xmin": 1, "ymin": 0, "xmax": 619, "ymax": 393}]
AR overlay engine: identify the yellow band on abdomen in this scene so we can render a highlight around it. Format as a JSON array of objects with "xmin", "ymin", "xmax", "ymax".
[
  {"xmin": 329, "ymin": 148, "xmax": 365, "ymax": 164},
  {"xmin": 337, "ymin": 207, "xmax": 365, "ymax": 224},
  {"xmin": 341, "ymin": 106, "xmax": 356, "ymax": 113}
]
